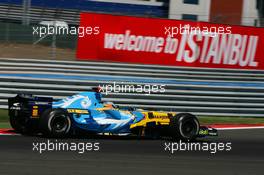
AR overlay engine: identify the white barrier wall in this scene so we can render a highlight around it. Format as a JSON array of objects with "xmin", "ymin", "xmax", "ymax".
[{"xmin": 0, "ymin": 58, "xmax": 264, "ymax": 117}]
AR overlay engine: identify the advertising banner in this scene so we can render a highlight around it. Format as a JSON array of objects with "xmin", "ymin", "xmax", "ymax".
[{"xmin": 77, "ymin": 12, "xmax": 264, "ymax": 70}]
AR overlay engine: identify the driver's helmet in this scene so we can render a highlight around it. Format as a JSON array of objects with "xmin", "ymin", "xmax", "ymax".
[{"xmin": 104, "ymin": 102, "xmax": 117, "ymax": 108}]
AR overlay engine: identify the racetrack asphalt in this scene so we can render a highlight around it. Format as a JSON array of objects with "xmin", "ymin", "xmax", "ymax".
[{"xmin": 0, "ymin": 129, "xmax": 263, "ymax": 175}]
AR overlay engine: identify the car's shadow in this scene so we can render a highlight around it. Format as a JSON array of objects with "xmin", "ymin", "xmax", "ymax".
[{"xmin": 30, "ymin": 133, "xmax": 214, "ymax": 143}]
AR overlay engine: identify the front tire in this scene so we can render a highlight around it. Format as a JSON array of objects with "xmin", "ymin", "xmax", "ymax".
[
  {"xmin": 40, "ymin": 109, "xmax": 72, "ymax": 138},
  {"xmin": 170, "ymin": 113, "xmax": 200, "ymax": 141}
]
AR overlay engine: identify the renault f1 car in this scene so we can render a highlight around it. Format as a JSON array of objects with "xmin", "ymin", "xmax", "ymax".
[{"xmin": 8, "ymin": 88, "xmax": 217, "ymax": 140}]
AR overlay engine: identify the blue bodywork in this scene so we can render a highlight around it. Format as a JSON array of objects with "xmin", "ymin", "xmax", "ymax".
[{"xmin": 52, "ymin": 92, "xmax": 144, "ymax": 133}]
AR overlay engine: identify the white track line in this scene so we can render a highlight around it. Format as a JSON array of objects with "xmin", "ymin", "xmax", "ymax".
[
  {"xmin": 216, "ymin": 126, "xmax": 264, "ymax": 130},
  {"xmin": 0, "ymin": 133, "xmax": 19, "ymax": 136}
]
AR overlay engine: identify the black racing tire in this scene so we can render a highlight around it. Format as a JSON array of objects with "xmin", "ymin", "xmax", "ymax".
[
  {"xmin": 9, "ymin": 115, "xmax": 38, "ymax": 135},
  {"xmin": 40, "ymin": 109, "xmax": 72, "ymax": 138},
  {"xmin": 170, "ymin": 113, "xmax": 200, "ymax": 141},
  {"xmin": 9, "ymin": 115, "xmax": 26, "ymax": 133}
]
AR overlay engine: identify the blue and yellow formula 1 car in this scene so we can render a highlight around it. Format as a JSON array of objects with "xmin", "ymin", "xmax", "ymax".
[{"xmin": 8, "ymin": 88, "xmax": 217, "ymax": 140}]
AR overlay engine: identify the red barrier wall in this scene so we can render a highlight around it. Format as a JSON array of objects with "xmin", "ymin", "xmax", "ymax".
[{"xmin": 77, "ymin": 13, "xmax": 264, "ymax": 70}]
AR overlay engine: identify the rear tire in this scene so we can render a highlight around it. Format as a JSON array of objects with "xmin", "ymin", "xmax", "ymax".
[
  {"xmin": 9, "ymin": 115, "xmax": 26, "ymax": 133},
  {"xmin": 9, "ymin": 115, "xmax": 38, "ymax": 135},
  {"xmin": 40, "ymin": 109, "xmax": 72, "ymax": 138},
  {"xmin": 170, "ymin": 113, "xmax": 200, "ymax": 141}
]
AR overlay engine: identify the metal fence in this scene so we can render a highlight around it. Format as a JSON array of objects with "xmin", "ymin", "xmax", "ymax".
[
  {"xmin": 0, "ymin": 21, "xmax": 77, "ymax": 60},
  {"xmin": 0, "ymin": 58, "xmax": 264, "ymax": 117}
]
